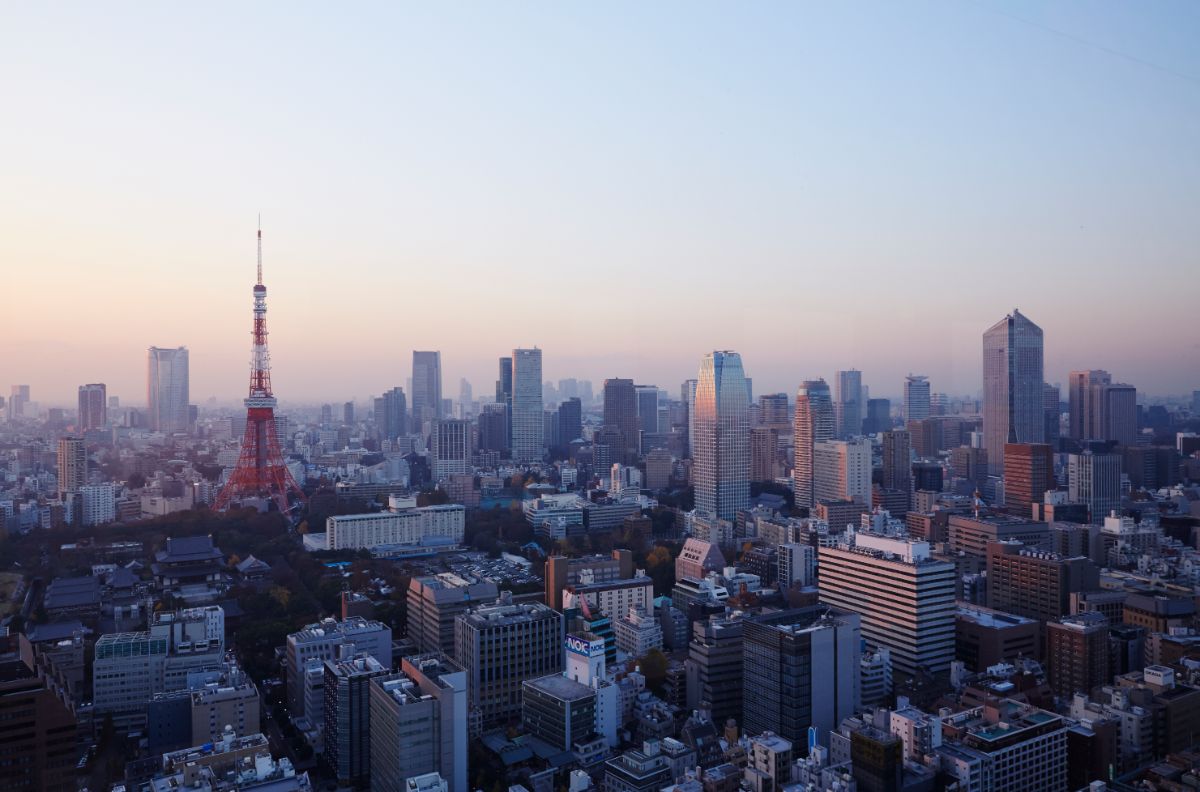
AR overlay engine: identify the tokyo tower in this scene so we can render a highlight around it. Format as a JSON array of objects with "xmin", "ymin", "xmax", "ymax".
[{"xmin": 214, "ymin": 225, "xmax": 306, "ymax": 513}]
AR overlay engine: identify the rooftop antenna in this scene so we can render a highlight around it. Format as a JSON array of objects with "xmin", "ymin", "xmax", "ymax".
[{"xmin": 257, "ymin": 214, "xmax": 263, "ymax": 285}]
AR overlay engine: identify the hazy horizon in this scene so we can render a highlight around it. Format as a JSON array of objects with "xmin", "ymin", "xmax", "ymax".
[{"xmin": 4, "ymin": 1, "xmax": 1198, "ymax": 405}]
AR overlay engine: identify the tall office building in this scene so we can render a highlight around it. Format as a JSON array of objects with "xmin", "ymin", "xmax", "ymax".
[
  {"xmin": 684, "ymin": 616, "xmax": 744, "ymax": 726},
  {"xmin": 496, "ymin": 356, "xmax": 513, "ymax": 448},
  {"xmin": 693, "ymin": 351, "xmax": 750, "ymax": 521},
  {"xmin": 57, "ymin": 436, "xmax": 86, "ymax": 498},
  {"xmin": 374, "ymin": 386, "xmax": 407, "ymax": 441},
  {"xmin": 77, "ymin": 383, "xmax": 107, "ymax": 432},
  {"xmin": 1068, "ymin": 370, "xmax": 1109, "ymax": 441},
  {"xmin": 604, "ymin": 378, "xmax": 640, "ymax": 462},
  {"xmin": 881, "ymin": 430, "xmax": 913, "ymax": 494},
  {"xmin": 986, "ymin": 542, "xmax": 1099, "ymax": 623},
  {"xmin": 835, "ymin": 369, "xmax": 863, "ymax": 438},
  {"xmin": 1003, "ymin": 443, "xmax": 1054, "ymax": 516},
  {"xmin": 411, "ymin": 351, "xmax": 443, "ymax": 424},
  {"xmin": 983, "ymin": 310, "xmax": 1044, "ymax": 474},
  {"xmin": 511, "ymin": 348, "xmax": 543, "ymax": 462},
  {"xmin": 343, "ymin": 401, "xmax": 355, "ymax": 425},
  {"xmin": 147, "ymin": 346, "xmax": 190, "ymax": 433},
  {"xmin": 457, "ymin": 378, "xmax": 473, "ymax": 417},
  {"xmin": 741, "ymin": 606, "xmax": 861, "ymax": 747},
  {"xmin": 750, "ymin": 427, "xmax": 779, "ymax": 482},
  {"xmin": 478, "ymin": 404, "xmax": 509, "ymax": 455},
  {"xmin": 903, "ymin": 376, "xmax": 931, "ymax": 423},
  {"xmin": 1099, "ymin": 383, "xmax": 1137, "ymax": 447},
  {"xmin": 636, "ymin": 385, "xmax": 660, "ymax": 438},
  {"xmin": 1043, "ymin": 383, "xmax": 1061, "ymax": 450},
  {"xmin": 864, "ymin": 397, "xmax": 891, "ymax": 434},
  {"xmin": 6, "ymin": 384, "xmax": 30, "ymax": 420},
  {"xmin": 682, "ymin": 379, "xmax": 698, "ymax": 458},
  {"xmin": 369, "ymin": 655, "xmax": 468, "ymax": 792},
  {"xmin": 813, "ymin": 438, "xmax": 872, "ymax": 508},
  {"xmin": 818, "ymin": 533, "xmax": 956, "ymax": 678},
  {"xmin": 431, "ymin": 419, "xmax": 470, "ymax": 478},
  {"xmin": 455, "ymin": 597, "xmax": 563, "ymax": 728},
  {"xmin": 793, "ymin": 379, "xmax": 834, "ymax": 509},
  {"xmin": 1068, "ymin": 450, "xmax": 1122, "ymax": 525},
  {"xmin": 759, "ymin": 393, "xmax": 790, "ymax": 430},
  {"xmin": 558, "ymin": 397, "xmax": 583, "ymax": 444},
  {"xmin": 324, "ymin": 651, "xmax": 388, "ymax": 787},
  {"xmin": 1046, "ymin": 614, "xmax": 1109, "ymax": 698}
]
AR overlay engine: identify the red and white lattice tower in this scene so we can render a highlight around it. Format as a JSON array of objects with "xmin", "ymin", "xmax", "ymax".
[{"xmin": 214, "ymin": 225, "xmax": 306, "ymax": 513}]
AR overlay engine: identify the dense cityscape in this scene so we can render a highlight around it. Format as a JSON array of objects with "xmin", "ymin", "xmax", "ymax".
[
  {"xmin": 6, "ymin": 4, "xmax": 1200, "ymax": 792},
  {"xmin": 2, "ymin": 222, "xmax": 1200, "ymax": 792}
]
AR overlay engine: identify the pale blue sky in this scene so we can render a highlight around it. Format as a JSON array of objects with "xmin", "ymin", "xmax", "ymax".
[{"xmin": 2, "ymin": 1, "xmax": 1198, "ymax": 405}]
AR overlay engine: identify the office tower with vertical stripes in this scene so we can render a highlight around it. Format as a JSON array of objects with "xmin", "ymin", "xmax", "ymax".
[
  {"xmin": 983, "ymin": 309, "xmax": 1044, "ymax": 475},
  {"xmin": 793, "ymin": 379, "xmax": 834, "ymax": 509},
  {"xmin": 693, "ymin": 351, "xmax": 750, "ymax": 521},
  {"xmin": 835, "ymin": 369, "xmax": 863, "ymax": 438},
  {"xmin": 511, "ymin": 348, "xmax": 543, "ymax": 462},
  {"xmin": 147, "ymin": 346, "xmax": 189, "ymax": 433}
]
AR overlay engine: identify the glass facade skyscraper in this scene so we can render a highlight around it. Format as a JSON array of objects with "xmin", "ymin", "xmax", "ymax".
[
  {"xmin": 792, "ymin": 378, "xmax": 834, "ymax": 509},
  {"xmin": 411, "ymin": 351, "xmax": 443, "ymax": 424},
  {"xmin": 511, "ymin": 348, "xmax": 543, "ymax": 462},
  {"xmin": 693, "ymin": 351, "xmax": 750, "ymax": 521},
  {"xmin": 983, "ymin": 309, "xmax": 1044, "ymax": 475},
  {"xmin": 147, "ymin": 346, "xmax": 189, "ymax": 433}
]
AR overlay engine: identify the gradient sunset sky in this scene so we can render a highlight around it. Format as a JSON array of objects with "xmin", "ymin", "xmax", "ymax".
[{"xmin": 3, "ymin": 1, "xmax": 1198, "ymax": 407}]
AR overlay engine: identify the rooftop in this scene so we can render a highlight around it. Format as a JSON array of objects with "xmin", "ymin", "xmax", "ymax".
[{"xmin": 525, "ymin": 673, "xmax": 595, "ymax": 702}]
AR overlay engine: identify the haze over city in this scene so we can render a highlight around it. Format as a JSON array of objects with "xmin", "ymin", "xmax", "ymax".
[{"xmin": 4, "ymin": 1, "xmax": 1199, "ymax": 404}]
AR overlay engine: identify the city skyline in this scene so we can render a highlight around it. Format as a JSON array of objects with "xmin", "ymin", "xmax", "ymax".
[{"xmin": 4, "ymin": 2, "xmax": 1199, "ymax": 402}]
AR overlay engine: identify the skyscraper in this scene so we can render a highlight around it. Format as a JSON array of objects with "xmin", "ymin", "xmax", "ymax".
[
  {"xmin": 1099, "ymin": 383, "xmax": 1137, "ymax": 447},
  {"xmin": 1068, "ymin": 450, "xmax": 1121, "ymax": 525},
  {"xmin": 77, "ymin": 383, "xmax": 107, "ymax": 432},
  {"xmin": 835, "ymin": 369, "xmax": 863, "ymax": 438},
  {"xmin": 1003, "ymin": 443, "xmax": 1054, "ymax": 515},
  {"xmin": 864, "ymin": 397, "xmax": 891, "ymax": 434},
  {"xmin": 603, "ymin": 378, "xmax": 640, "ymax": 462},
  {"xmin": 983, "ymin": 310, "xmax": 1044, "ymax": 475},
  {"xmin": 558, "ymin": 397, "xmax": 583, "ymax": 444},
  {"xmin": 147, "ymin": 347, "xmax": 189, "ymax": 433},
  {"xmin": 681, "ymin": 379, "xmax": 698, "ymax": 459},
  {"xmin": 903, "ymin": 375, "xmax": 930, "ymax": 423},
  {"xmin": 881, "ymin": 430, "xmax": 913, "ymax": 494},
  {"xmin": 693, "ymin": 351, "xmax": 750, "ymax": 521},
  {"xmin": 411, "ymin": 351, "xmax": 443, "ymax": 425},
  {"xmin": 813, "ymin": 438, "xmax": 872, "ymax": 508},
  {"xmin": 57, "ymin": 436, "xmax": 86, "ymax": 498},
  {"xmin": 793, "ymin": 379, "xmax": 835, "ymax": 509},
  {"xmin": 432, "ymin": 419, "xmax": 470, "ymax": 478},
  {"xmin": 374, "ymin": 387, "xmax": 407, "ymax": 441},
  {"xmin": 7, "ymin": 385, "xmax": 30, "ymax": 421},
  {"xmin": 636, "ymin": 385, "xmax": 660, "ymax": 439},
  {"xmin": 1043, "ymin": 382, "xmax": 1061, "ymax": 450},
  {"xmin": 1068, "ymin": 370, "xmax": 1109, "ymax": 441},
  {"xmin": 496, "ymin": 356, "xmax": 513, "ymax": 449},
  {"xmin": 458, "ymin": 378, "xmax": 473, "ymax": 417},
  {"xmin": 511, "ymin": 348, "xmax": 543, "ymax": 462}
]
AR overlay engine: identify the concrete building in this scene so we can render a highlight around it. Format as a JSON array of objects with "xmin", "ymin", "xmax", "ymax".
[
  {"xmin": 411, "ymin": 351, "xmax": 443, "ymax": 424},
  {"xmin": 285, "ymin": 617, "xmax": 392, "ymax": 721},
  {"xmin": 982, "ymin": 310, "xmax": 1044, "ymax": 475},
  {"xmin": 955, "ymin": 605, "xmax": 1041, "ymax": 671},
  {"xmin": 741, "ymin": 606, "xmax": 861, "ymax": 748},
  {"xmin": 407, "ymin": 574, "xmax": 499, "ymax": 657},
  {"xmin": 511, "ymin": 348, "xmax": 543, "ymax": 462},
  {"xmin": 813, "ymin": 438, "xmax": 872, "ymax": 508},
  {"xmin": 454, "ymin": 596, "xmax": 563, "ymax": 728},
  {"xmin": 986, "ymin": 541, "xmax": 1099, "ymax": 623},
  {"xmin": 324, "ymin": 650, "xmax": 387, "ymax": 787},
  {"xmin": 545, "ymin": 552, "xmax": 633, "ymax": 611},
  {"xmin": 881, "ymin": 430, "xmax": 912, "ymax": 500},
  {"xmin": 56, "ymin": 436, "xmax": 86, "ymax": 499},
  {"xmin": 1046, "ymin": 613, "xmax": 1109, "ymax": 697},
  {"xmin": 940, "ymin": 698, "xmax": 1067, "ymax": 792},
  {"xmin": 675, "ymin": 538, "xmax": 726, "ymax": 582},
  {"xmin": 614, "ymin": 606, "xmax": 663, "ymax": 658},
  {"xmin": 947, "ymin": 513, "xmax": 1049, "ymax": 558},
  {"xmin": 1003, "ymin": 443, "xmax": 1054, "ymax": 516},
  {"xmin": 325, "ymin": 501, "xmax": 465, "ymax": 552},
  {"xmin": 431, "ymin": 419, "xmax": 470, "ymax": 478},
  {"xmin": 750, "ymin": 427, "xmax": 779, "ymax": 483},
  {"xmin": 78, "ymin": 382, "xmax": 107, "ymax": 432},
  {"xmin": 904, "ymin": 375, "xmax": 931, "ymax": 423},
  {"xmin": 818, "ymin": 533, "xmax": 956, "ymax": 678},
  {"xmin": 1068, "ymin": 450, "xmax": 1121, "ymax": 524},
  {"xmin": 369, "ymin": 654, "xmax": 467, "ymax": 792},
  {"xmin": 0, "ymin": 634, "xmax": 78, "ymax": 792},
  {"xmin": 685, "ymin": 617, "xmax": 744, "ymax": 727}
]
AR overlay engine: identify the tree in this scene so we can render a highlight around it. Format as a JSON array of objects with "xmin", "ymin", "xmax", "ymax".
[{"xmin": 638, "ymin": 648, "xmax": 668, "ymax": 695}]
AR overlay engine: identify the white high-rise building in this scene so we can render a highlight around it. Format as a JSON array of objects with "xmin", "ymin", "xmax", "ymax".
[
  {"xmin": 793, "ymin": 379, "xmax": 835, "ymax": 509},
  {"xmin": 511, "ymin": 348, "xmax": 544, "ymax": 462},
  {"xmin": 813, "ymin": 438, "xmax": 872, "ymax": 508},
  {"xmin": 983, "ymin": 310, "xmax": 1044, "ymax": 475},
  {"xmin": 80, "ymin": 483, "xmax": 117, "ymax": 526},
  {"xmin": 835, "ymin": 369, "xmax": 863, "ymax": 438},
  {"xmin": 693, "ymin": 351, "xmax": 750, "ymax": 521},
  {"xmin": 903, "ymin": 375, "xmax": 931, "ymax": 423},
  {"xmin": 148, "ymin": 346, "xmax": 190, "ymax": 433},
  {"xmin": 818, "ymin": 533, "xmax": 956, "ymax": 678}
]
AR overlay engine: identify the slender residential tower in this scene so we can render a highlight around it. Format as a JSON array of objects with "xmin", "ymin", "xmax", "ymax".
[{"xmin": 215, "ymin": 226, "xmax": 306, "ymax": 513}]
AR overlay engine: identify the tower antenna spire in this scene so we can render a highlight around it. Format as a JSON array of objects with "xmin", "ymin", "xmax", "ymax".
[{"xmin": 257, "ymin": 214, "xmax": 263, "ymax": 285}]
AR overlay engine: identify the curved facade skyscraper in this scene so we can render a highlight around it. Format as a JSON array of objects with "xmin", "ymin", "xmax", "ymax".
[
  {"xmin": 793, "ymin": 378, "xmax": 835, "ymax": 509},
  {"xmin": 983, "ymin": 309, "xmax": 1044, "ymax": 475},
  {"xmin": 693, "ymin": 351, "xmax": 750, "ymax": 521}
]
